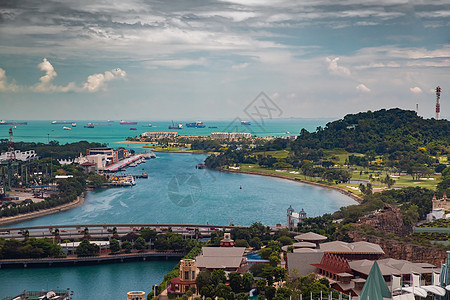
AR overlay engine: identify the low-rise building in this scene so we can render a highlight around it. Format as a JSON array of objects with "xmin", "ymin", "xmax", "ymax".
[
  {"xmin": 141, "ymin": 132, "xmax": 178, "ymax": 139},
  {"xmin": 195, "ymin": 247, "xmax": 246, "ymax": 273},
  {"xmin": 0, "ymin": 150, "xmax": 38, "ymax": 162},
  {"xmin": 210, "ymin": 132, "xmax": 251, "ymax": 140},
  {"xmin": 169, "ymin": 259, "xmax": 198, "ymax": 295}
]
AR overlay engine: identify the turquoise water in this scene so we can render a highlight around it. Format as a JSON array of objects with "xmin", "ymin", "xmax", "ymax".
[
  {"xmin": 8, "ymin": 152, "xmax": 356, "ymax": 227},
  {"xmin": 0, "ymin": 118, "xmax": 331, "ymax": 144},
  {"xmin": 0, "ymin": 260, "xmax": 177, "ymax": 299},
  {"xmin": 0, "ymin": 118, "xmax": 356, "ymax": 299}
]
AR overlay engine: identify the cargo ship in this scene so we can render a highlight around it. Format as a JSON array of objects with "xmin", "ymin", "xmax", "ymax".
[
  {"xmin": 120, "ymin": 120, "xmax": 138, "ymax": 125},
  {"xmin": 84, "ymin": 123, "xmax": 95, "ymax": 128},
  {"xmin": 186, "ymin": 121, "xmax": 206, "ymax": 128},
  {"xmin": 169, "ymin": 121, "xmax": 183, "ymax": 129},
  {"xmin": 0, "ymin": 120, "xmax": 28, "ymax": 125},
  {"xmin": 241, "ymin": 120, "xmax": 251, "ymax": 125},
  {"xmin": 51, "ymin": 121, "xmax": 72, "ymax": 124}
]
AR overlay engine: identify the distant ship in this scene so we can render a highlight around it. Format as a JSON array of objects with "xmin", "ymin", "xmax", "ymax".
[
  {"xmin": 142, "ymin": 124, "xmax": 152, "ymax": 127},
  {"xmin": 51, "ymin": 121, "xmax": 71, "ymax": 124},
  {"xmin": 63, "ymin": 126, "xmax": 71, "ymax": 130},
  {"xmin": 0, "ymin": 120, "xmax": 27, "ymax": 125},
  {"xmin": 72, "ymin": 122, "xmax": 77, "ymax": 127},
  {"xmin": 241, "ymin": 120, "xmax": 251, "ymax": 125},
  {"xmin": 130, "ymin": 128, "xmax": 137, "ymax": 130},
  {"xmin": 120, "ymin": 120, "xmax": 138, "ymax": 125},
  {"xmin": 84, "ymin": 123, "xmax": 95, "ymax": 128},
  {"xmin": 169, "ymin": 121, "xmax": 183, "ymax": 129},
  {"xmin": 208, "ymin": 126, "xmax": 218, "ymax": 128},
  {"xmin": 186, "ymin": 121, "xmax": 206, "ymax": 128}
]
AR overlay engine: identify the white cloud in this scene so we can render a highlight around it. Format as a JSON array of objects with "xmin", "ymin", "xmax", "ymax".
[
  {"xmin": 83, "ymin": 68, "xmax": 127, "ymax": 92},
  {"xmin": 356, "ymin": 83, "xmax": 371, "ymax": 93},
  {"xmin": 232, "ymin": 62, "xmax": 249, "ymax": 69},
  {"xmin": 326, "ymin": 57, "xmax": 351, "ymax": 76},
  {"xmin": 0, "ymin": 68, "xmax": 19, "ymax": 92},
  {"xmin": 410, "ymin": 86, "xmax": 422, "ymax": 94},
  {"xmin": 33, "ymin": 58, "xmax": 78, "ymax": 93}
]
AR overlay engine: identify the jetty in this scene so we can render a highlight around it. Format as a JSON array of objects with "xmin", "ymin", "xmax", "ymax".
[{"xmin": 104, "ymin": 152, "xmax": 155, "ymax": 172}]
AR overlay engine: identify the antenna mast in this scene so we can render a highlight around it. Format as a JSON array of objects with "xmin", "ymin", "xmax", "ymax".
[
  {"xmin": 436, "ymin": 86, "xmax": 441, "ymax": 120},
  {"xmin": 7, "ymin": 128, "xmax": 15, "ymax": 160}
]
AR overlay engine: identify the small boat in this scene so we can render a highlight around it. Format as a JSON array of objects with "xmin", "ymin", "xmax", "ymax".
[
  {"xmin": 208, "ymin": 126, "xmax": 218, "ymax": 128},
  {"xmin": 241, "ymin": 120, "xmax": 251, "ymax": 125},
  {"xmin": 72, "ymin": 122, "xmax": 77, "ymax": 127},
  {"xmin": 130, "ymin": 128, "xmax": 137, "ymax": 130},
  {"xmin": 84, "ymin": 123, "xmax": 95, "ymax": 128},
  {"xmin": 63, "ymin": 126, "xmax": 71, "ymax": 130},
  {"xmin": 142, "ymin": 124, "xmax": 152, "ymax": 127},
  {"xmin": 285, "ymin": 131, "xmax": 290, "ymax": 134}
]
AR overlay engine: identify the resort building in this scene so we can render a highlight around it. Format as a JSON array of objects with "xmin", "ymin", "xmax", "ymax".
[
  {"xmin": 287, "ymin": 206, "xmax": 307, "ymax": 230},
  {"xmin": 195, "ymin": 247, "xmax": 246, "ymax": 273},
  {"xmin": 86, "ymin": 147, "xmax": 117, "ymax": 164},
  {"xmin": 141, "ymin": 132, "xmax": 178, "ymax": 139},
  {"xmin": 210, "ymin": 132, "xmax": 252, "ymax": 140},
  {"xmin": 59, "ymin": 241, "xmax": 110, "ymax": 255},
  {"xmin": 427, "ymin": 193, "xmax": 449, "ymax": 221},
  {"xmin": 169, "ymin": 259, "xmax": 198, "ymax": 295}
]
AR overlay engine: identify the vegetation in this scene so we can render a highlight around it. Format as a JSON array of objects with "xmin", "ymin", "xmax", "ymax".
[{"xmin": 0, "ymin": 237, "xmax": 65, "ymax": 259}]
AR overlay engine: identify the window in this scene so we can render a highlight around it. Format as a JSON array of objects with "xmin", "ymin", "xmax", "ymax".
[{"xmin": 185, "ymin": 271, "xmax": 189, "ymax": 280}]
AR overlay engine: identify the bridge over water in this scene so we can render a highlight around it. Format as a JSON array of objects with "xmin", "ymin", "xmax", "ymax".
[{"xmin": 0, "ymin": 223, "xmax": 246, "ymax": 240}]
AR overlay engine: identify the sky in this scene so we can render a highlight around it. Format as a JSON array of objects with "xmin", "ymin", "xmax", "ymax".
[{"xmin": 0, "ymin": 0, "xmax": 449, "ymax": 120}]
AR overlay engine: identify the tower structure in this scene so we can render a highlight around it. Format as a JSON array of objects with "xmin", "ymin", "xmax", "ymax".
[
  {"xmin": 436, "ymin": 86, "xmax": 441, "ymax": 120},
  {"xmin": 7, "ymin": 128, "xmax": 15, "ymax": 160}
]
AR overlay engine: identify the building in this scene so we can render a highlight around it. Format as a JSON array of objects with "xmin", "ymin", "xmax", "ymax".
[
  {"xmin": 287, "ymin": 206, "xmax": 307, "ymax": 230},
  {"xmin": 220, "ymin": 232, "xmax": 235, "ymax": 247},
  {"xmin": 59, "ymin": 241, "xmax": 110, "ymax": 255},
  {"xmin": 195, "ymin": 247, "xmax": 246, "ymax": 273},
  {"xmin": 141, "ymin": 132, "xmax": 178, "ymax": 139},
  {"xmin": 427, "ymin": 193, "xmax": 449, "ymax": 221},
  {"xmin": 127, "ymin": 291, "xmax": 146, "ymax": 300},
  {"xmin": 0, "ymin": 149, "xmax": 38, "ymax": 162},
  {"xmin": 210, "ymin": 132, "xmax": 252, "ymax": 140},
  {"xmin": 86, "ymin": 147, "xmax": 117, "ymax": 164},
  {"xmin": 169, "ymin": 259, "xmax": 198, "ymax": 294}
]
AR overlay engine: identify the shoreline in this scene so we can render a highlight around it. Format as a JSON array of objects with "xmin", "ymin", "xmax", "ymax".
[
  {"xmin": 0, "ymin": 193, "xmax": 86, "ymax": 227},
  {"xmin": 219, "ymin": 168, "xmax": 363, "ymax": 204}
]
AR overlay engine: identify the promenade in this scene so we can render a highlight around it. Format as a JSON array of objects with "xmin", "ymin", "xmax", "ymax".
[{"xmin": 0, "ymin": 250, "xmax": 184, "ymax": 269}]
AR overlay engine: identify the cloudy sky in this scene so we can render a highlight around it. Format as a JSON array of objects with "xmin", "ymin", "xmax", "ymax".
[{"xmin": 0, "ymin": 0, "xmax": 449, "ymax": 120}]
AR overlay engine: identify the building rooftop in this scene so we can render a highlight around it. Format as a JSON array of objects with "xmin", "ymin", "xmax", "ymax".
[
  {"xmin": 319, "ymin": 241, "xmax": 385, "ymax": 255},
  {"xmin": 294, "ymin": 232, "xmax": 328, "ymax": 242},
  {"xmin": 349, "ymin": 258, "xmax": 435, "ymax": 277},
  {"xmin": 195, "ymin": 247, "xmax": 246, "ymax": 270}
]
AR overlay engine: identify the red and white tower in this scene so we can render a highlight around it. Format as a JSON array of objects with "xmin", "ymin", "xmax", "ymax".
[{"xmin": 436, "ymin": 86, "xmax": 441, "ymax": 120}]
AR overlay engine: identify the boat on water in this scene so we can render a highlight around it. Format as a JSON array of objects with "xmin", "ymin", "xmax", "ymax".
[
  {"xmin": 0, "ymin": 120, "xmax": 28, "ymax": 125},
  {"xmin": 186, "ymin": 121, "xmax": 206, "ymax": 128},
  {"xmin": 130, "ymin": 127, "xmax": 137, "ymax": 130},
  {"xmin": 63, "ymin": 126, "xmax": 71, "ymax": 130},
  {"xmin": 169, "ymin": 121, "xmax": 183, "ymax": 129},
  {"xmin": 72, "ymin": 122, "xmax": 77, "ymax": 127},
  {"xmin": 51, "ymin": 121, "xmax": 71, "ymax": 124},
  {"xmin": 208, "ymin": 126, "xmax": 218, "ymax": 128},
  {"xmin": 120, "ymin": 120, "xmax": 138, "ymax": 125},
  {"xmin": 84, "ymin": 123, "xmax": 95, "ymax": 128},
  {"xmin": 241, "ymin": 120, "xmax": 251, "ymax": 125},
  {"xmin": 142, "ymin": 123, "xmax": 152, "ymax": 127}
]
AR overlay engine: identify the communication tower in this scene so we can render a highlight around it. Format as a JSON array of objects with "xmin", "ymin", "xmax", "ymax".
[
  {"xmin": 7, "ymin": 128, "xmax": 15, "ymax": 160},
  {"xmin": 436, "ymin": 86, "xmax": 441, "ymax": 120}
]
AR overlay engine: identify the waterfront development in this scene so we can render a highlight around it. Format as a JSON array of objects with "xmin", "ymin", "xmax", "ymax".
[{"xmin": 0, "ymin": 119, "xmax": 358, "ymax": 299}]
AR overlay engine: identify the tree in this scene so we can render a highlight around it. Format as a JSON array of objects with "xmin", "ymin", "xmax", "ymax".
[
  {"xmin": 76, "ymin": 239, "xmax": 99, "ymax": 257},
  {"xmin": 196, "ymin": 271, "xmax": 212, "ymax": 292},
  {"xmin": 269, "ymin": 254, "xmax": 280, "ymax": 267},
  {"xmin": 237, "ymin": 292, "xmax": 249, "ymax": 300},
  {"xmin": 211, "ymin": 269, "xmax": 227, "ymax": 286},
  {"xmin": 229, "ymin": 272, "xmax": 243, "ymax": 293},
  {"xmin": 110, "ymin": 239, "xmax": 121, "ymax": 253},
  {"xmin": 140, "ymin": 228, "xmax": 157, "ymax": 242},
  {"xmin": 256, "ymin": 279, "xmax": 266, "ymax": 293},
  {"xmin": 265, "ymin": 286, "xmax": 276, "ymax": 300},
  {"xmin": 215, "ymin": 283, "xmax": 233, "ymax": 300},
  {"xmin": 242, "ymin": 273, "xmax": 254, "ymax": 292},
  {"xmin": 121, "ymin": 241, "xmax": 132, "ymax": 253},
  {"xmin": 134, "ymin": 237, "xmax": 147, "ymax": 250},
  {"xmin": 276, "ymin": 236, "xmax": 293, "ymax": 246},
  {"xmin": 235, "ymin": 239, "xmax": 249, "ymax": 248},
  {"xmin": 259, "ymin": 248, "xmax": 273, "ymax": 259},
  {"xmin": 249, "ymin": 237, "xmax": 262, "ymax": 250}
]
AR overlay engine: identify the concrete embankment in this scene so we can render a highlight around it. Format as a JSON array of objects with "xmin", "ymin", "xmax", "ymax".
[
  {"xmin": 0, "ymin": 193, "xmax": 86, "ymax": 227},
  {"xmin": 220, "ymin": 168, "xmax": 363, "ymax": 204}
]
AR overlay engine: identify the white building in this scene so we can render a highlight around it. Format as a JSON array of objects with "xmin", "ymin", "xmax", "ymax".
[
  {"xmin": 210, "ymin": 132, "xmax": 251, "ymax": 140},
  {"xmin": 0, "ymin": 150, "xmax": 38, "ymax": 162}
]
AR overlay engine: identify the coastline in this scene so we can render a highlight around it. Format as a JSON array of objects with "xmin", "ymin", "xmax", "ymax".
[
  {"xmin": 220, "ymin": 168, "xmax": 363, "ymax": 204},
  {"xmin": 0, "ymin": 193, "xmax": 86, "ymax": 227}
]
